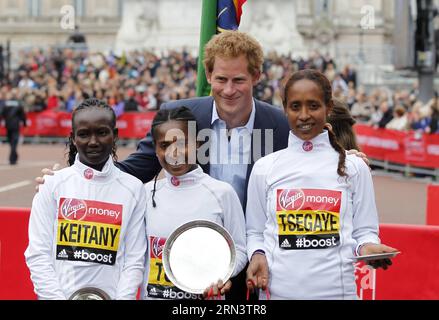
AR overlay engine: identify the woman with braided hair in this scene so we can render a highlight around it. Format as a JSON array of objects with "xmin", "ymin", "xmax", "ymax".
[
  {"xmin": 141, "ymin": 106, "xmax": 247, "ymax": 300},
  {"xmin": 245, "ymin": 70, "xmax": 398, "ymax": 300},
  {"xmin": 25, "ymin": 98, "xmax": 147, "ymax": 299}
]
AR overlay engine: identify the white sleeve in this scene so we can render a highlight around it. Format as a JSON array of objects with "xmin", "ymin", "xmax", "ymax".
[
  {"xmin": 245, "ymin": 161, "xmax": 268, "ymax": 260},
  {"xmin": 220, "ymin": 186, "xmax": 247, "ymax": 277},
  {"xmin": 115, "ymin": 188, "xmax": 147, "ymax": 300},
  {"xmin": 350, "ymin": 159, "xmax": 380, "ymax": 253},
  {"xmin": 24, "ymin": 177, "xmax": 66, "ymax": 300}
]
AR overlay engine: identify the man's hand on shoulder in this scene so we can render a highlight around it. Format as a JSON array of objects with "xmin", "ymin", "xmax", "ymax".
[
  {"xmin": 347, "ymin": 149, "xmax": 370, "ymax": 167},
  {"xmin": 34, "ymin": 163, "xmax": 61, "ymax": 192}
]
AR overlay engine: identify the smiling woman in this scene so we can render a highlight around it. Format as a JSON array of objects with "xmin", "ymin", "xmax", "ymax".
[
  {"xmin": 25, "ymin": 98, "xmax": 147, "ymax": 300},
  {"xmin": 141, "ymin": 106, "xmax": 247, "ymax": 301},
  {"xmin": 245, "ymin": 70, "xmax": 399, "ymax": 300}
]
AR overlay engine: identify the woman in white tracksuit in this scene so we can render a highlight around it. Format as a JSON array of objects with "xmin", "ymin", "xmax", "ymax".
[
  {"xmin": 245, "ymin": 70, "xmax": 398, "ymax": 300},
  {"xmin": 141, "ymin": 106, "xmax": 247, "ymax": 300},
  {"xmin": 25, "ymin": 99, "xmax": 146, "ymax": 300}
]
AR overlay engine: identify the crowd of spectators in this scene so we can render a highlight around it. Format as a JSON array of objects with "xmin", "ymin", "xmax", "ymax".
[
  {"xmin": 0, "ymin": 47, "xmax": 198, "ymax": 116},
  {"xmin": 345, "ymin": 82, "xmax": 439, "ymax": 135},
  {"xmin": 1, "ymin": 46, "xmax": 439, "ymax": 135}
]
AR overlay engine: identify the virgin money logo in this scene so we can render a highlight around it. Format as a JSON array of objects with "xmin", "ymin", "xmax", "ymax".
[
  {"xmin": 151, "ymin": 237, "xmax": 164, "ymax": 259},
  {"xmin": 83, "ymin": 168, "xmax": 94, "ymax": 180},
  {"xmin": 60, "ymin": 198, "xmax": 87, "ymax": 221},
  {"xmin": 278, "ymin": 189, "xmax": 305, "ymax": 211}
]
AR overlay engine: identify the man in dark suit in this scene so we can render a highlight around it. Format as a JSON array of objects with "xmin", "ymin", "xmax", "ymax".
[
  {"xmin": 119, "ymin": 31, "xmax": 289, "ymax": 184},
  {"xmin": 117, "ymin": 31, "xmax": 290, "ymax": 300}
]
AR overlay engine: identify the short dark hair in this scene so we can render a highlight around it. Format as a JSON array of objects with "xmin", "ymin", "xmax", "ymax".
[
  {"xmin": 67, "ymin": 98, "xmax": 117, "ymax": 166},
  {"xmin": 151, "ymin": 106, "xmax": 198, "ymax": 142}
]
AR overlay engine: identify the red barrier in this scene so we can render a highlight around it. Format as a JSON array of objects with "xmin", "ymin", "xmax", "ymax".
[
  {"xmin": 354, "ymin": 124, "xmax": 439, "ymax": 168},
  {"xmin": 0, "ymin": 111, "xmax": 156, "ymax": 139},
  {"xmin": 23, "ymin": 111, "xmax": 59, "ymax": 137},
  {"xmin": 426, "ymin": 184, "xmax": 439, "ymax": 226},
  {"xmin": 0, "ymin": 208, "xmax": 36, "ymax": 300},
  {"xmin": 57, "ymin": 111, "xmax": 73, "ymax": 137},
  {"xmin": 2, "ymin": 208, "xmax": 438, "ymax": 300},
  {"xmin": 356, "ymin": 223, "xmax": 439, "ymax": 300},
  {"xmin": 116, "ymin": 112, "xmax": 156, "ymax": 139}
]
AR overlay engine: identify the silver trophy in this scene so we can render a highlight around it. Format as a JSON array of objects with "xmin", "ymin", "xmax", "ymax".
[
  {"xmin": 69, "ymin": 287, "xmax": 111, "ymax": 300},
  {"xmin": 162, "ymin": 220, "xmax": 236, "ymax": 294}
]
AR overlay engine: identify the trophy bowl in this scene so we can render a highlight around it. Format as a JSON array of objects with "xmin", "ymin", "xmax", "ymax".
[
  {"xmin": 162, "ymin": 220, "xmax": 236, "ymax": 294},
  {"xmin": 69, "ymin": 287, "xmax": 111, "ymax": 300}
]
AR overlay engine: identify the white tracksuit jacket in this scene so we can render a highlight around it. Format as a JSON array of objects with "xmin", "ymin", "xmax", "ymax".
[
  {"xmin": 246, "ymin": 131, "xmax": 380, "ymax": 300},
  {"xmin": 25, "ymin": 156, "xmax": 147, "ymax": 300},
  {"xmin": 142, "ymin": 166, "xmax": 247, "ymax": 300}
]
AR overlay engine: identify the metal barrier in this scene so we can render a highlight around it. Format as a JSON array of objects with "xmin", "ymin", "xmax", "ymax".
[{"xmin": 370, "ymin": 159, "xmax": 439, "ymax": 181}]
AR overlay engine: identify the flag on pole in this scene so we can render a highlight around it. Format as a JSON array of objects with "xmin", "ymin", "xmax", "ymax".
[
  {"xmin": 196, "ymin": 0, "xmax": 247, "ymax": 97},
  {"xmin": 217, "ymin": 0, "xmax": 246, "ymax": 32}
]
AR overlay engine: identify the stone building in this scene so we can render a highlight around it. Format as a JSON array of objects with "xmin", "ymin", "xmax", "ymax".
[
  {"xmin": 0, "ymin": 0, "xmax": 122, "ymax": 51},
  {"xmin": 0, "ymin": 0, "xmax": 431, "ymax": 67}
]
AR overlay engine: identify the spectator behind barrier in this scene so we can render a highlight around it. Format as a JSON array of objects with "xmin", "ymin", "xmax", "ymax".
[{"xmin": 386, "ymin": 104, "xmax": 409, "ymax": 131}]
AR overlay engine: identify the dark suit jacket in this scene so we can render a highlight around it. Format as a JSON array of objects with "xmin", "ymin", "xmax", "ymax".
[
  {"xmin": 1, "ymin": 100, "xmax": 26, "ymax": 131},
  {"xmin": 118, "ymin": 96, "xmax": 290, "ymax": 210}
]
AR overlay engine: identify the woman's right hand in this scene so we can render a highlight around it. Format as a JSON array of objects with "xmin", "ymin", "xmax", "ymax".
[
  {"xmin": 34, "ymin": 163, "xmax": 61, "ymax": 192},
  {"xmin": 203, "ymin": 279, "xmax": 231, "ymax": 299},
  {"xmin": 246, "ymin": 252, "xmax": 269, "ymax": 292}
]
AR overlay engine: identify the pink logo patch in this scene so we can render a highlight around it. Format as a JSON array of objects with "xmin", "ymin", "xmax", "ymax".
[
  {"xmin": 171, "ymin": 176, "xmax": 180, "ymax": 187},
  {"xmin": 302, "ymin": 141, "xmax": 313, "ymax": 152},
  {"xmin": 84, "ymin": 168, "xmax": 94, "ymax": 180},
  {"xmin": 151, "ymin": 237, "xmax": 165, "ymax": 259},
  {"xmin": 60, "ymin": 198, "xmax": 88, "ymax": 221},
  {"xmin": 278, "ymin": 189, "xmax": 305, "ymax": 211}
]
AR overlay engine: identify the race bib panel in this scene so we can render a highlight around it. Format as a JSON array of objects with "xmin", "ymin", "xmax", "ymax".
[
  {"xmin": 146, "ymin": 236, "xmax": 201, "ymax": 300},
  {"xmin": 56, "ymin": 198, "xmax": 122, "ymax": 265},
  {"xmin": 276, "ymin": 189, "xmax": 341, "ymax": 250}
]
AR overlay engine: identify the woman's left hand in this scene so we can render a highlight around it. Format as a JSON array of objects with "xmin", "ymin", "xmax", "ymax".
[{"xmin": 359, "ymin": 243, "xmax": 399, "ymax": 270}]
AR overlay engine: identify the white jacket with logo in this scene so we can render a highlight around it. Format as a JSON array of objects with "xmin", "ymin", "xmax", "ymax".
[
  {"xmin": 25, "ymin": 156, "xmax": 147, "ymax": 300},
  {"xmin": 142, "ymin": 166, "xmax": 247, "ymax": 300},
  {"xmin": 246, "ymin": 131, "xmax": 380, "ymax": 300}
]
